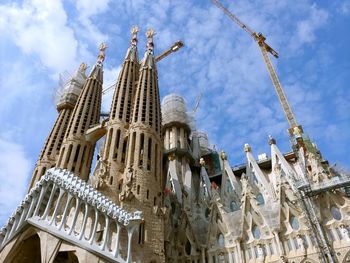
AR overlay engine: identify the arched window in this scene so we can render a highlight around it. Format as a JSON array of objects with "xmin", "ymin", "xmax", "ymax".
[
  {"xmin": 205, "ymin": 208, "xmax": 210, "ymax": 218},
  {"xmin": 256, "ymin": 193, "xmax": 265, "ymax": 205},
  {"xmin": 290, "ymin": 216, "xmax": 300, "ymax": 230},
  {"xmin": 138, "ymin": 222, "xmax": 145, "ymax": 244},
  {"xmin": 331, "ymin": 206, "xmax": 342, "ymax": 220},
  {"xmin": 218, "ymin": 233, "xmax": 225, "ymax": 247},
  {"xmin": 53, "ymin": 251, "xmax": 79, "ymax": 263},
  {"xmin": 252, "ymin": 225, "xmax": 261, "ymax": 239},
  {"xmin": 185, "ymin": 240, "xmax": 191, "ymax": 255}
]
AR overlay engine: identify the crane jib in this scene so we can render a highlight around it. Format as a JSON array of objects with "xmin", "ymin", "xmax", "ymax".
[{"xmin": 212, "ymin": 0, "xmax": 298, "ymax": 129}]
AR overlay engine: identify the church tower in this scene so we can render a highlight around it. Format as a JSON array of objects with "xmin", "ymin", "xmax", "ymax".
[
  {"xmin": 56, "ymin": 44, "xmax": 106, "ymax": 181},
  {"xmin": 28, "ymin": 63, "xmax": 87, "ymax": 189},
  {"xmin": 94, "ymin": 27, "xmax": 140, "ymax": 201},
  {"xmin": 120, "ymin": 28, "xmax": 165, "ymax": 262}
]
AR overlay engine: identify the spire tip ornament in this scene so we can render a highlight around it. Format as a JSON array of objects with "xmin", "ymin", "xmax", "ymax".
[
  {"xmin": 131, "ymin": 25, "xmax": 139, "ymax": 35},
  {"xmin": 146, "ymin": 28, "xmax": 155, "ymax": 39},
  {"xmin": 220, "ymin": 150, "xmax": 227, "ymax": 160},
  {"xmin": 244, "ymin": 143, "xmax": 251, "ymax": 153},
  {"xmin": 97, "ymin": 42, "xmax": 108, "ymax": 63},
  {"xmin": 130, "ymin": 26, "xmax": 139, "ymax": 46},
  {"xmin": 268, "ymin": 135, "xmax": 276, "ymax": 145},
  {"xmin": 146, "ymin": 28, "xmax": 155, "ymax": 51}
]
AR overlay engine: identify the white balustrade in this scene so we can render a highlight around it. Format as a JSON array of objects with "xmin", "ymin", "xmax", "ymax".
[{"xmin": 0, "ymin": 168, "xmax": 143, "ymax": 263}]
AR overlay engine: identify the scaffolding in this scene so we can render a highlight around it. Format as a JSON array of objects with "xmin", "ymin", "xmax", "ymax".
[
  {"xmin": 161, "ymin": 94, "xmax": 190, "ymax": 127},
  {"xmin": 295, "ymin": 175, "xmax": 350, "ymax": 197},
  {"xmin": 55, "ymin": 69, "xmax": 87, "ymax": 108},
  {"xmin": 286, "ymin": 165, "xmax": 350, "ymax": 263}
]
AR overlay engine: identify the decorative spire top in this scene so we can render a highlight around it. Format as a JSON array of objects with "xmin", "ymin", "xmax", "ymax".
[
  {"xmin": 199, "ymin": 158, "xmax": 206, "ymax": 166},
  {"xmin": 97, "ymin": 42, "xmax": 108, "ymax": 63},
  {"xmin": 146, "ymin": 28, "xmax": 155, "ymax": 51},
  {"xmin": 220, "ymin": 150, "xmax": 227, "ymax": 160},
  {"xmin": 268, "ymin": 135, "xmax": 276, "ymax": 145},
  {"xmin": 131, "ymin": 26, "xmax": 139, "ymax": 46},
  {"xmin": 79, "ymin": 62, "xmax": 88, "ymax": 72},
  {"xmin": 244, "ymin": 143, "xmax": 251, "ymax": 153}
]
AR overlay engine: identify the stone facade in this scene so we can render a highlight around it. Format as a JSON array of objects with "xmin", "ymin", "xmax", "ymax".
[{"xmin": 1, "ymin": 27, "xmax": 350, "ymax": 263}]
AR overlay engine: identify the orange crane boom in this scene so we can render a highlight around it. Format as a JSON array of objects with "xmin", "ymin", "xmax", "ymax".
[
  {"xmin": 211, "ymin": 0, "xmax": 298, "ymax": 129},
  {"xmin": 102, "ymin": 41, "xmax": 184, "ymax": 95}
]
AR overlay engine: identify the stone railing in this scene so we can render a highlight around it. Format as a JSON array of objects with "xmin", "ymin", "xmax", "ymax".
[{"xmin": 0, "ymin": 168, "xmax": 142, "ymax": 263}]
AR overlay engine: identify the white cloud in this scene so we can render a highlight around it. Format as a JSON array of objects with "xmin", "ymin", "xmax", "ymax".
[
  {"xmin": 74, "ymin": 0, "xmax": 110, "ymax": 45},
  {"xmin": 296, "ymin": 4, "xmax": 329, "ymax": 45},
  {"xmin": 76, "ymin": 0, "xmax": 110, "ymax": 18},
  {"xmin": 340, "ymin": 1, "xmax": 350, "ymax": 14},
  {"xmin": 0, "ymin": 137, "xmax": 31, "ymax": 225},
  {"xmin": 0, "ymin": 0, "xmax": 78, "ymax": 73}
]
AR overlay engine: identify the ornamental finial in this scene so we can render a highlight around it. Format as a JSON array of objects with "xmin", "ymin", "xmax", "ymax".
[
  {"xmin": 97, "ymin": 42, "xmax": 108, "ymax": 63},
  {"xmin": 131, "ymin": 26, "xmax": 139, "ymax": 46},
  {"xmin": 268, "ymin": 135, "xmax": 276, "ymax": 145},
  {"xmin": 244, "ymin": 143, "xmax": 251, "ymax": 153},
  {"xmin": 146, "ymin": 28, "xmax": 155, "ymax": 51},
  {"xmin": 79, "ymin": 62, "xmax": 87, "ymax": 72},
  {"xmin": 199, "ymin": 158, "xmax": 206, "ymax": 166},
  {"xmin": 220, "ymin": 150, "xmax": 227, "ymax": 160}
]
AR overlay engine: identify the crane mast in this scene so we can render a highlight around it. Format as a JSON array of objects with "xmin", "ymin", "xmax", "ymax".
[
  {"xmin": 211, "ymin": 0, "xmax": 298, "ymax": 129},
  {"xmin": 212, "ymin": 1, "xmax": 341, "ymax": 262}
]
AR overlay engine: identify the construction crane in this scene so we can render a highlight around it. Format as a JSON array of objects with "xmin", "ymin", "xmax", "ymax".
[
  {"xmin": 192, "ymin": 92, "xmax": 202, "ymax": 114},
  {"xmin": 211, "ymin": 0, "xmax": 298, "ymax": 130},
  {"xmin": 102, "ymin": 41, "xmax": 184, "ymax": 95},
  {"xmin": 212, "ymin": 1, "xmax": 340, "ymax": 262}
]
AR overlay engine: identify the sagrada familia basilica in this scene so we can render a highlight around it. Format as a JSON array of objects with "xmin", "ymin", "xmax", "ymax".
[{"xmin": 0, "ymin": 25, "xmax": 349, "ymax": 263}]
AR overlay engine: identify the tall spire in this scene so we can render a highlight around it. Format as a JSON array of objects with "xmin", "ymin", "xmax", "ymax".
[
  {"xmin": 119, "ymin": 28, "xmax": 165, "ymax": 261},
  {"xmin": 28, "ymin": 63, "xmax": 87, "ymax": 190},
  {"xmin": 56, "ymin": 43, "xmax": 106, "ymax": 180},
  {"xmin": 91, "ymin": 27, "xmax": 140, "ymax": 202}
]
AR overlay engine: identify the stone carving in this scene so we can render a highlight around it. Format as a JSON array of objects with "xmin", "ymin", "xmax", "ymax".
[
  {"xmin": 119, "ymin": 167, "xmax": 135, "ymax": 201},
  {"xmin": 256, "ymin": 244, "xmax": 265, "ymax": 260},
  {"xmin": 296, "ymin": 234, "xmax": 306, "ymax": 255},
  {"xmin": 340, "ymin": 224, "xmax": 350, "ymax": 241}
]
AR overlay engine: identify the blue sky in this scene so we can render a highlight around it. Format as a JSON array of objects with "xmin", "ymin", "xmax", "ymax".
[{"xmin": 0, "ymin": 0, "xmax": 349, "ymax": 225}]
